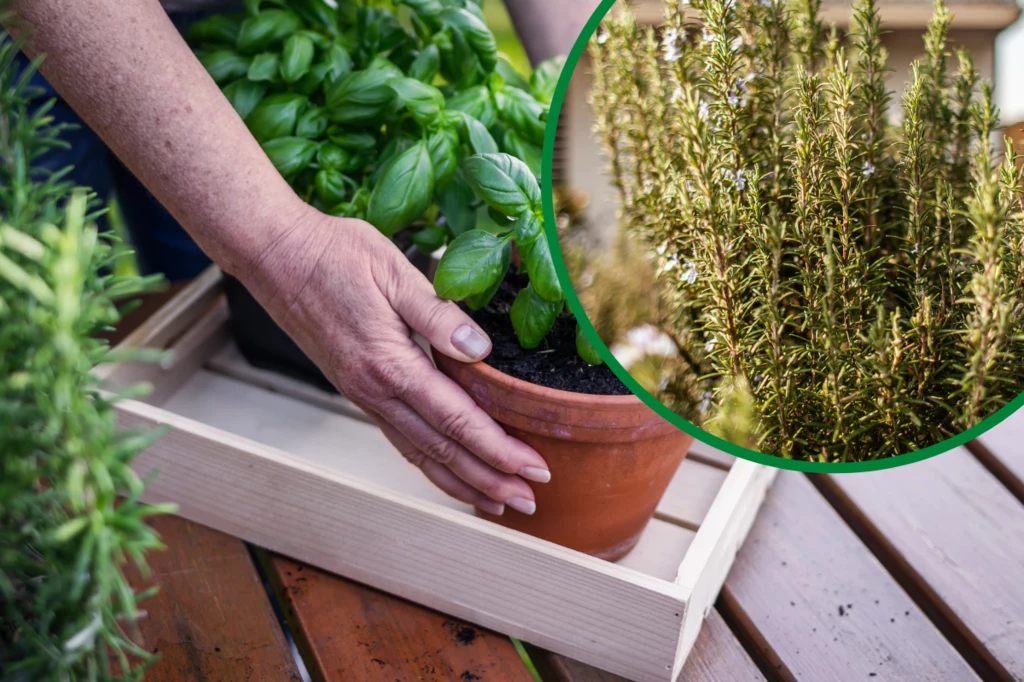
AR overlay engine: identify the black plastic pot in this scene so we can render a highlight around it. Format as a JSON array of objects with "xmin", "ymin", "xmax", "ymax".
[{"xmin": 222, "ymin": 242, "xmax": 436, "ymax": 392}]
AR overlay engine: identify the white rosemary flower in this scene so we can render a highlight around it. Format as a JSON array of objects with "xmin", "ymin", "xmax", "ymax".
[
  {"xmin": 611, "ymin": 325, "xmax": 679, "ymax": 370},
  {"xmin": 698, "ymin": 100, "xmax": 710, "ymax": 120},
  {"xmin": 862, "ymin": 161, "xmax": 876, "ymax": 177},
  {"xmin": 682, "ymin": 261, "xmax": 699, "ymax": 284},
  {"xmin": 730, "ymin": 36, "xmax": 743, "ymax": 53},
  {"xmin": 727, "ymin": 90, "xmax": 740, "ymax": 107},
  {"xmin": 734, "ymin": 169, "xmax": 747, "ymax": 191},
  {"xmin": 702, "ymin": 27, "xmax": 715, "ymax": 42},
  {"xmin": 705, "ymin": 338, "xmax": 717, "ymax": 353},
  {"xmin": 663, "ymin": 27, "xmax": 683, "ymax": 62},
  {"xmin": 596, "ymin": 27, "xmax": 609, "ymax": 45},
  {"xmin": 699, "ymin": 391, "xmax": 714, "ymax": 414}
]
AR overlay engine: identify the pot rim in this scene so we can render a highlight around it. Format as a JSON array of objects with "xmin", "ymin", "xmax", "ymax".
[{"xmin": 433, "ymin": 345, "xmax": 641, "ymax": 407}]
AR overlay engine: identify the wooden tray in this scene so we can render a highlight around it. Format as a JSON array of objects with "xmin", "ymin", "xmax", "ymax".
[{"xmin": 100, "ymin": 267, "xmax": 777, "ymax": 682}]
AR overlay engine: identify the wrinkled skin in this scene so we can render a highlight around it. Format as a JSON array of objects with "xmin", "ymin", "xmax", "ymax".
[{"xmin": 247, "ymin": 204, "xmax": 549, "ymax": 514}]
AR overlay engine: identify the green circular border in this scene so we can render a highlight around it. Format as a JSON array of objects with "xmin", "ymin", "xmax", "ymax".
[{"xmin": 540, "ymin": 0, "xmax": 1024, "ymax": 473}]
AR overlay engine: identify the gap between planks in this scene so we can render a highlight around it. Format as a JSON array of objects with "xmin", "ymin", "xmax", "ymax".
[{"xmin": 810, "ymin": 463, "xmax": 1019, "ymax": 682}]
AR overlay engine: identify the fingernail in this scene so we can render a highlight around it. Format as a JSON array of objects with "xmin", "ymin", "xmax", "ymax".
[
  {"xmin": 520, "ymin": 466, "xmax": 551, "ymax": 483},
  {"xmin": 477, "ymin": 500, "xmax": 505, "ymax": 516},
  {"xmin": 451, "ymin": 325, "xmax": 490, "ymax": 361},
  {"xmin": 507, "ymin": 497, "xmax": 537, "ymax": 515}
]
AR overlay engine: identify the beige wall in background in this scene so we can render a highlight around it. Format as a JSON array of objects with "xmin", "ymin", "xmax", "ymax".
[{"xmin": 562, "ymin": 28, "xmax": 1001, "ymax": 248}]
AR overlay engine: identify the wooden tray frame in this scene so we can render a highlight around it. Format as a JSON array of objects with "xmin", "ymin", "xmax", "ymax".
[{"xmin": 100, "ymin": 267, "xmax": 777, "ymax": 682}]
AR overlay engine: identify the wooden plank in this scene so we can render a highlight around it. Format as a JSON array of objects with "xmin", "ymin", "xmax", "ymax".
[
  {"xmin": 822, "ymin": 449, "xmax": 1024, "ymax": 681},
  {"xmin": 670, "ymin": 460, "xmax": 777, "ymax": 681},
  {"xmin": 657, "ymin": 458, "xmax": 729, "ymax": 530},
  {"xmin": 686, "ymin": 439, "xmax": 735, "ymax": 470},
  {"xmin": 161, "ymin": 369, "xmax": 700, "ymax": 582},
  {"xmin": 971, "ymin": 408, "xmax": 1024, "ymax": 503},
  {"xmin": 116, "ymin": 397, "xmax": 690, "ymax": 682},
  {"xmin": 122, "ymin": 515, "xmax": 302, "ymax": 682},
  {"xmin": 206, "ymin": 342, "xmax": 373, "ymax": 424},
  {"xmin": 266, "ymin": 554, "xmax": 535, "ymax": 682},
  {"xmin": 537, "ymin": 610, "xmax": 764, "ymax": 682},
  {"xmin": 720, "ymin": 471, "xmax": 978, "ymax": 682}
]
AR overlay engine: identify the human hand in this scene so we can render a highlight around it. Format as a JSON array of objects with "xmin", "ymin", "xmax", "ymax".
[{"xmin": 240, "ymin": 203, "xmax": 549, "ymax": 516}]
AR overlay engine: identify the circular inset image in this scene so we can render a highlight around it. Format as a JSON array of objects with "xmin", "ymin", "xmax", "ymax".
[{"xmin": 542, "ymin": 0, "xmax": 1024, "ymax": 469}]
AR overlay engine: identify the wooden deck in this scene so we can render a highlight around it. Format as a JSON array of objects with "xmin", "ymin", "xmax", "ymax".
[{"xmin": 110, "ymin": 296, "xmax": 1024, "ymax": 682}]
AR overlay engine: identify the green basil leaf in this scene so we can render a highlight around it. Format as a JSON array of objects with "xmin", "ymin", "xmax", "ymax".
[
  {"xmin": 247, "ymin": 52, "xmax": 281, "ymax": 82},
  {"xmin": 502, "ymin": 129, "xmax": 542, "ymax": 177},
  {"xmin": 280, "ymin": 34, "xmax": 315, "ymax": 83},
  {"xmin": 446, "ymin": 85, "xmax": 496, "ymax": 127},
  {"xmin": 315, "ymin": 168, "xmax": 349, "ymax": 205},
  {"xmin": 437, "ymin": 175, "xmax": 477, "ymax": 237},
  {"xmin": 462, "ymin": 153, "xmax": 540, "ymax": 216},
  {"xmin": 261, "ymin": 137, "xmax": 320, "ymax": 179},
  {"xmin": 434, "ymin": 229, "xmax": 511, "ymax": 300},
  {"xmin": 399, "ymin": 0, "xmax": 445, "ymax": 23},
  {"xmin": 223, "ymin": 78, "xmax": 267, "ymax": 120},
  {"xmin": 324, "ymin": 44, "xmax": 353, "ymax": 82},
  {"xmin": 513, "ymin": 210, "xmax": 542, "ymax": 245},
  {"xmin": 408, "ymin": 44, "xmax": 441, "ymax": 83},
  {"xmin": 517, "ymin": 227, "xmax": 563, "ymax": 302},
  {"xmin": 389, "ymin": 77, "xmax": 445, "ymax": 126},
  {"xmin": 367, "ymin": 141, "xmax": 435, "ymax": 237},
  {"xmin": 530, "ymin": 56, "xmax": 565, "ymax": 105},
  {"xmin": 295, "ymin": 106, "xmax": 328, "ymax": 138},
  {"xmin": 295, "ymin": 29, "xmax": 331, "ymax": 51},
  {"xmin": 292, "ymin": 0, "xmax": 339, "ymax": 34},
  {"xmin": 372, "ymin": 136, "xmax": 415, "ymax": 185},
  {"xmin": 510, "ymin": 283, "xmax": 560, "ymax": 349},
  {"xmin": 576, "ymin": 324, "xmax": 605, "ymax": 365},
  {"xmin": 412, "ymin": 225, "xmax": 446, "ymax": 253},
  {"xmin": 458, "ymin": 114, "xmax": 498, "ymax": 155},
  {"xmin": 200, "ymin": 50, "xmax": 250, "ymax": 84},
  {"xmin": 325, "ymin": 68, "xmax": 397, "ymax": 124},
  {"xmin": 496, "ymin": 57, "xmax": 530, "ymax": 92},
  {"xmin": 186, "ymin": 14, "xmax": 244, "ymax": 46},
  {"xmin": 326, "ymin": 128, "xmax": 376, "ymax": 152},
  {"xmin": 245, "ymin": 93, "xmax": 307, "ymax": 143},
  {"xmin": 237, "ymin": 10, "xmax": 302, "ymax": 54},
  {"xmin": 317, "ymin": 142, "xmax": 352, "ymax": 171},
  {"xmin": 293, "ymin": 62, "xmax": 330, "ymax": 95},
  {"xmin": 496, "ymin": 88, "xmax": 547, "ymax": 144},
  {"xmin": 439, "ymin": 8, "xmax": 497, "ymax": 73},
  {"xmin": 427, "ymin": 127, "xmax": 459, "ymax": 189},
  {"xmin": 465, "ymin": 272, "xmax": 502, "ymax": 311}
]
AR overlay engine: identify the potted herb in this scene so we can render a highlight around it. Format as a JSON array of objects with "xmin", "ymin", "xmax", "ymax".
[
  {"xmin": 189, "ymin": 0, "xmax": 560, "ymax": 389},
  {"xmin": 429, "ymin": 155, "xmax": 692, "ymax": 560},
  {"xmin": 0, "ymin": 22, "xmax": 169, "ymax": 678},
  {"xmin": 192, "ymin": 0, "xmax": 692, "ymax": 559},
  {"xmin": 589, "ymin": 0, "xmax": 1024, "ymax": 461}
]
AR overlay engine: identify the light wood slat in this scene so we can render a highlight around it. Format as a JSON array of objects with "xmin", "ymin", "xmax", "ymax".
[
  {"xmin": 618, "ymin": 520, "xmax": 696, "ymax": 582},
  {"xmin": 722, "ymin": 471, "xmax": 978, "ymax": 682},
  {"xmin": 972, "ymin": 408, "xmax": 1024, "ymax": 502},
  {"xmin": 686, "ymin": 439, "xmax": 735, "ymax": 469},
  {"xmin": 163, "ymin": 369, "xmax": 699, "ymax": 584},
  {"xmin": 822, "ymin": 449, "xmax": 1024, "ymax": 681},
  {"xmin": 540, "ymin": 609, "xmax": 765, "ymax": 682},
  {"xmin": 266, "ymin": 554, "xmax": 535, "ymax": 682},
  {"xmin": 657, "ymin": 459, "xmax": 729, "ymax": 530},
  {"xmin": 117, "ymin": 398, "xmax": 690, "ymax": 682},
  {"xmin": 122, "ymin": 516, "xmax": 302, "ymax": 682}
]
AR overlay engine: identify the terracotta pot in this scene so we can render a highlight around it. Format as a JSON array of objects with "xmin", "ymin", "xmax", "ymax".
[{"xmin": 433, "ymin": 350, "xmax": 692, "ymax": 561}]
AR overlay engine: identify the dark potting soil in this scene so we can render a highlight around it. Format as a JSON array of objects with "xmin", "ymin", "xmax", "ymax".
[{"xmin": 467, "ymin": 272, "xmax": 630, "ymax": 396}]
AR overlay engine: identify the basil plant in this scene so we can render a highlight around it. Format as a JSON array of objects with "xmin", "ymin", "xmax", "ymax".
[
  {"xmin": 191, "ymin": 0, "xmax": 599, "ymax": 359},
  {"xmin": 190, "ymin": 0, "xmax": 554, "ymax": 242}
]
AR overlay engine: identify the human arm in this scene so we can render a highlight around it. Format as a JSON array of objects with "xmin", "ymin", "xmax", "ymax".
[{"xmin": 5, "ymin": 0, "xmax": 549, "ymax": 514}]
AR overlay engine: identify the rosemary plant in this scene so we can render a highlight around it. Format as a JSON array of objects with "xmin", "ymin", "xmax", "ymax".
[
  {"xmin": 589, "ymin": 0, "xmax": 1024, "ymax": 461},
  {"xmin": 0, "ymin": 18, "xmax": 170, "ymax": 680}
]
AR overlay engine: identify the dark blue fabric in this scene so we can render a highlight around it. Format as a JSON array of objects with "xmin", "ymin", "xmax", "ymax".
[{"xmin": 15, "ymin": 9, "xmax": 223, "ymax": 282}]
